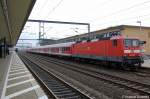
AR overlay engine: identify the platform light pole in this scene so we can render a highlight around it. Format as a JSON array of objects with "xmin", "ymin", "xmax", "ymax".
[{"xmin": 137, "ymin": 21, "xmax": 141, "ymax": 31}]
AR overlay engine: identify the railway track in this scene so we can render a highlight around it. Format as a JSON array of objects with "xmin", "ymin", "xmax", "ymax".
[
  {"xmin": 140, "ymin": 68, "xmax": 150, "ymax": 75},
  {"xmin": 19, "ymin": 54, "xmax": 91, "ymax": 99},
  {"xmin": 132, "ymin": 67, "xmax": 150, "ymax": 77},
  {"xmin": 24, "ymin": 53, "xmax": 150, "ymax": 97},
  {"xmin": 134, "ymin": 70, "xmax": 150, "ymax": 77}
]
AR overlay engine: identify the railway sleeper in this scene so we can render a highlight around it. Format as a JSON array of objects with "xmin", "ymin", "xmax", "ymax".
[
  {"xmin": 48, "ymin": 84, "xmax": 65, "ymax": 87},
  {"xmin": 54, "ymin": 91, "xmax": 76, "ymax": 96},
  {"xmin": 64, "ymin": 95, "xmax": 81, "ymax": 99},
  {"xmin": 52, "ymin": 88, "xmax": 70, "ymax": 92},
  {"xmin": 118, "ymin": 81, "xmax": 137, "ymax": 87},
  {"xmin": 49, "ymin": 84, "xmax": 65, "ymax": 88},
  {"xmin": 117, "ymin": 81, "xmax": 129, "ymax": 85},
  {"xmin": 139, "ymin": 88, "xmax": 150, "ymax": 93},
  {"xmin": 53, "ymin": 90, "xmax": 73, "ymax": 94},
  {"xmin": 127, "ymin": 84, "xmax": 137, "ymax": 87},
  {"xmin": 139, "ymin": 88, "xmax": 150, "ymax": 91},
  {"xmin": 49, "ymin": 85, "xmax": 68, "ymax": 89},
  {"xmin": 56, "ymin": 92, "xmax": 77, "ymax": 98},
  {"xmin": 45, "ymin": 80, "xmax": 59, "ymax": 83},
  {"xmin": 60, "ymin": 95, "xmax": 81, "ymax": 99},
  {"xmin": 132, "ymin": 86, "xmax": 143, "ymax": 89},
  {"xmin": 50, "ymin": 86, "xmax": 67, "ymax": 89},
  {"xmin": 44, "ymin": 82, "xmax": 62, "ymax": 85},
  {"xmin": 43, "ymin": 80, "xmax": 57, "ymax": 83}
]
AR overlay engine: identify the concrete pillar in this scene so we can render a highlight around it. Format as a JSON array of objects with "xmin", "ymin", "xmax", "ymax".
[
  {"xmin": 3, "ymin": 38, "xmax": 6, "ymax": 58},
  {"xmin": 0, "ymin": 37, "xmax": 7, "ymax": 58},
  {"xmin": 0, "ymin": 43, "xmax": 2, "ymax": 58}
]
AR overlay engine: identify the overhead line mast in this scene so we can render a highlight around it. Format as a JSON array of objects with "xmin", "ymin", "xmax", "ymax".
[{"xmin": 28, "ymin": 19, "xmax": 91, "ymax": 40}]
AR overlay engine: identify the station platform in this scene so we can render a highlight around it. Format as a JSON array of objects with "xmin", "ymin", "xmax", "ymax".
[
  {"xmin": 143, "ymin": 59, "xmax": 150, "ymax": 68},
  {"xmin": 0, "ymin": 52, "xmax": 48, "ymax": 99}
]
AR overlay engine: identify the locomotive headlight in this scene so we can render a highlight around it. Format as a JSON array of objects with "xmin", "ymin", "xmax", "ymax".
[
  {"xmin": 133, "ymin": 50, "xmax": 140, "ymax": 53},
  {"xmin": 124, "ymin": 50, "xmax": 131, "ymax": 53},
  {"xmin": 140, "ymin": 49, "xmax": 145, "ymax": 53}
]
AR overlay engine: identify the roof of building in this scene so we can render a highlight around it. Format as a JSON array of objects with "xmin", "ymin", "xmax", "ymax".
[
  {"xmin": 93, "ymin": 25, "xmax": 150, "ymax": 33},
  {"xmin": 58, "ymin": 25, "xmax": 150, "ymax": 41}
]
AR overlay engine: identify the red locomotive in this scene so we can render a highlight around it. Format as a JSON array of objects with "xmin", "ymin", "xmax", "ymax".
[{"xmin": 27, "ymin": 34, "xmax": 145, "ymax": 70}]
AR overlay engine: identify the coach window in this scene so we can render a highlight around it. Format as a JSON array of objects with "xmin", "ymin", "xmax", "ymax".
[
  {"xmin": 67, "ymin": 47, "xmax": 70, "ymax": 51},
  {"xmin": 64, "ymin": 47, "xmax": 66, "ymax": 51},
  {"xmin": 68, "ymin": 47, "xmax": 70, "ymax": 51},
  {"xmin": 67, "ymin": 47, "xmax": 68, "ymax": 51},
  {"xmin": 65, "ymin": 47, "xmax": 67, "ymax": 51},
  {"xmin": 112, "ymin": 40, "xmax": 117, "ymax": 47}
]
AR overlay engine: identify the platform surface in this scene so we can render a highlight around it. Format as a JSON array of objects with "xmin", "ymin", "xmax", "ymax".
[
  {"xmin": 0, "ymin": 54, "xmax": 12, "ymax": 98},
  {"xmin": 143, "ymin": 59, "xmax": 150, "ymax": 68},
  {"xmin": 0, "ymin": 52, "xmax": 48, "ymax": 99}
]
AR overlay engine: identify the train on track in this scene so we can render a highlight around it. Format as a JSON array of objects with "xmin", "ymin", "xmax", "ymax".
[{"xmin": 26, "ymin": 33, "xmax": 146, "ymax": 70}]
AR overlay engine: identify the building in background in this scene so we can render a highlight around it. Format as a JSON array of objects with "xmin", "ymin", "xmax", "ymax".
[{"xmin": 56, "ymin": 25, "xmax": 150, "ymax": 54}]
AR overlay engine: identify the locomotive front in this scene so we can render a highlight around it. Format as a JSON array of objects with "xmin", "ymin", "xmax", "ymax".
[{"xmin": 123, "ymin": 38, "xmax": 145, "ymax": 68}]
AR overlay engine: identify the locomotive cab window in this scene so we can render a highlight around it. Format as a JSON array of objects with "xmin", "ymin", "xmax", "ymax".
[
  {"xmin": 124, "ymin": 39, "xmax": 139, "ymax": 47},
  {"xmin": 112, "ymin": 40, "xmax": 117, "ymax": 47}
]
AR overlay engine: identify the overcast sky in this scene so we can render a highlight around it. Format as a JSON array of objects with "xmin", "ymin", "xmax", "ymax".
[
  {"xmin": 17, "ymin": 0, "xmax": 150, "ymax": 47},
  {"xmin": 29, "ymin": 0, "xmax": 150, "ymax": 28}
]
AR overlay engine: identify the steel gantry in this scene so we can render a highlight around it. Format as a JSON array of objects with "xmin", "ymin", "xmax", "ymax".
[{"xmin": 27, "ymin": 19, "xmax": 91, "ymax": 40}]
